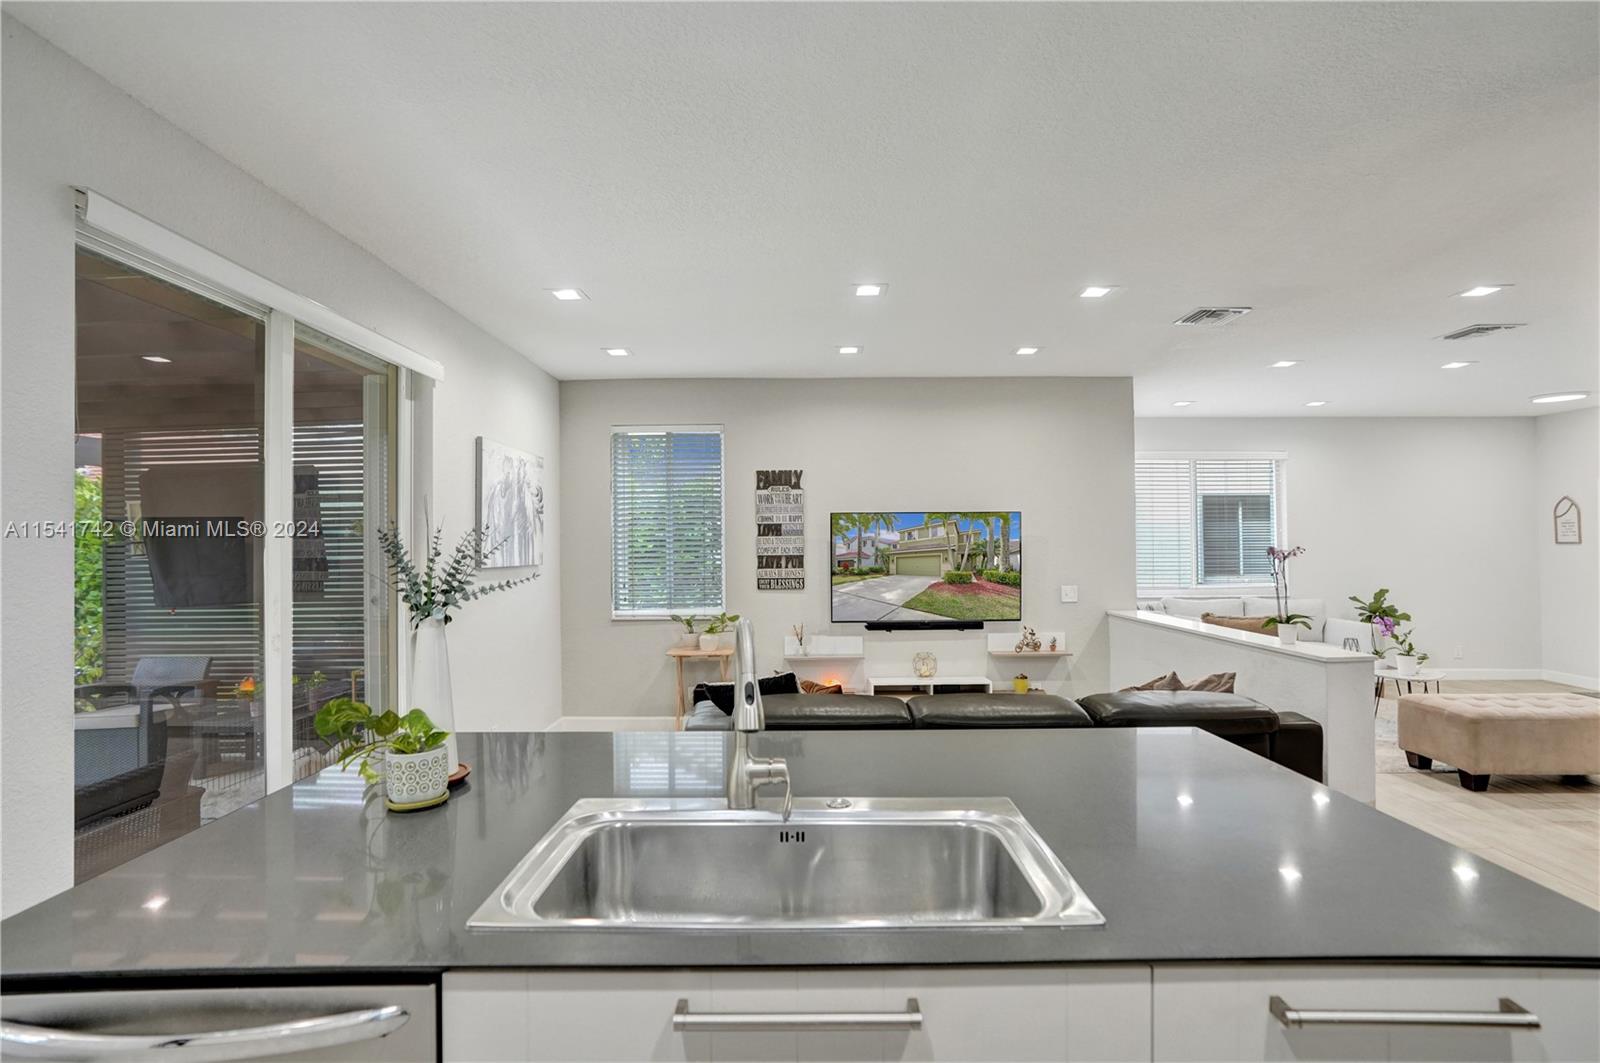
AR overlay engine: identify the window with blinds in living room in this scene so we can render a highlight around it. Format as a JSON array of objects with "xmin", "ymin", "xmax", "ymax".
[
  {"xmin": 611, "ymin": 426, "xmax": 725, "ymax": 617},
  {"xmin": 1136, "ymin": 455, "xmax": 1283, "ymax": 592}
]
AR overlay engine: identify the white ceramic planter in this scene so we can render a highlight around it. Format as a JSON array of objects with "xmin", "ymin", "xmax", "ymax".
[
  {"xmin": 384, "ymin": 746, "xmax": 451, "ymax": 811},
  {"xmin": 1394, "ymin": 654, "xmax": 1419, "ymax": 677},
  {"xmin": 678, "ymin": 632, "xmax": 699, "ymax": 649},
  {"xmin": 410, "ymin": 614, "xmax": 459, "ymax": 771},
  {"xmin": 698, "ymin": 634, "xmax": 720, "ymax": 652},
  {"xmin": 1277, "ymin": 623, "xmax": 1298, "ymax": 646}
]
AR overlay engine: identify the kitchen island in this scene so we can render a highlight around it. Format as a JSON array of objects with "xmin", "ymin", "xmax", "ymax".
[{"xmin": 4, "ymin": 729, "xmax": 1597, "ymax": 1060}]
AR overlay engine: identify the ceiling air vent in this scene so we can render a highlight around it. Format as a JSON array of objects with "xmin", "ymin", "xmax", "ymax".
[
  {"xmin": 1440, "ymin": 323, "xmax": 1526, "ymax": 341},
  {"xmin": 1174, "ymin": 307, "xmax": 1253, "ymax": 326}
]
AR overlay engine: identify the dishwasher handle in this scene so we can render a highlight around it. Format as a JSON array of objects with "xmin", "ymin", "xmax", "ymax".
[
  {"xmin": 1269, "ymin": 995, "xmax": 1540, "ymax": 1030},
  {"xmin": 1, "ymin": 1004, "xmax": 409, "ymax": 1062},
  {"xmin": 673, "ymin": 997, "xmax": 922, "ymax": 1033}
]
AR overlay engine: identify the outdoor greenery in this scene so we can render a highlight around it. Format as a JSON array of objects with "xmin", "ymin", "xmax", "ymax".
[
  {"xmin": 313, "ymin": 698, "xmax": 449, "ymax": 784},
  {"xmin": 73, "ymin": 470, "xmax": 104, "ymax": 682},
  {"xmin": 943, "ymin": 570, "xmax": 973, "ymax": 584},
  {"xmin": 903, "ymin": 586, "xmax": 1021, "ymax": 621},
  {"xmin": 378, "ymin": 522, "xmax": 534, "ymax": 628}
]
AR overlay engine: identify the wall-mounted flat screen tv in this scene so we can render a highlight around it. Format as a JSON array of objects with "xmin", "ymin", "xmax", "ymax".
[{"xmin": 830, "ymin": 512, "xmax": 1021, "ymax": 626}]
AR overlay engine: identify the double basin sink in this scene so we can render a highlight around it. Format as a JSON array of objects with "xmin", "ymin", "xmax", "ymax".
[{"xmin": 468, "ymin": 797, "xmax": 1104, "ymax": 930}]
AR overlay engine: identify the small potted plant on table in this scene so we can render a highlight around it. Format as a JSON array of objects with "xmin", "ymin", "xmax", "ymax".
[
  {"xmin": 699, "ymin": 612, "xmax": 740, "ymax": 652},
  {"xmin": 669, "ymin": 615, "xmax": 701, "ymax": 649},
  {"xmin": 1386, "ymin": 630, "xmax": 1428, "ymax": 677},
  {"xmin": 314, "ymin": 697, "xmax": 453, "ymax": 812}
]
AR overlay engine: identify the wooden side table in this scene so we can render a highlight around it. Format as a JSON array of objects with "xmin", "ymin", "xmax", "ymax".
[{"xmin": 667, "ymin": 646, "xmax": 734, "ymax": 729}]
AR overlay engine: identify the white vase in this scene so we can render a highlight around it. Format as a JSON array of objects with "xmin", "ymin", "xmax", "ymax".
[
  {"xmin": 384, "ymin": 745, "xmax": 451, "ymax": 810},
  {"xmin": 698, "ymin": 634, "xmax": 719, "ymax": 652},
  {"xmin": 410, "ymin": 614, "xmax": 459, "ymax": 771},
  {"xmin": 1395, "ymin": 654, "xmax": 1419, "ymax": 677},
  {"xmin": 1277, "ymin": 624, "xmax": 1298, "ymax": 646}
]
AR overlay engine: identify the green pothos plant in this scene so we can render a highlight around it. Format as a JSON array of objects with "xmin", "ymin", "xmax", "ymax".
[{"xmin": 314, "ymin": 697, "xmax": 449, "ymax": 783}]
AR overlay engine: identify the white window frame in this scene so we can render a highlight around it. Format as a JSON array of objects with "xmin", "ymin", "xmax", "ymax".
[
  {"xmin": 1135, "ymin": 451, "xmax": 1288, "ymax": 597},
  {"xmin": 75, "ymin": 189, "xmax": 433, "ymax": 792},
  {"xmin": 609, "ymin": 424, "xmax": 727, "ymax": 621}
]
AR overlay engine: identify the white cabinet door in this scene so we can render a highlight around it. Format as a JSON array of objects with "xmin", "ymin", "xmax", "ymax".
[
  {"xmin": 443, "ymin": 965, "xmax": 1153, "ymax": 1063},
  {"xmin": 1152, "ymin": 965, "xmax": 1600, "ymax": 1062}
]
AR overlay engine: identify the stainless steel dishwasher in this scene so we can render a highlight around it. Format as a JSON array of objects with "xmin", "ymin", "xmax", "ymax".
[{"xmin": 1, "ymin": 981, "xmax": 436, "ymax": 1061}]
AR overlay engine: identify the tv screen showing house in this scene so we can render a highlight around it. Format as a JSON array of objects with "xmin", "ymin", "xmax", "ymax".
[{"xmin": 830, "ymin": 512, "xmax": 1021, "ymax": 623}]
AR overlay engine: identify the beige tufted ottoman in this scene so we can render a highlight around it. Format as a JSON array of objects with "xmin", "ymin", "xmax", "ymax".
[{"xmin": 1397, "ymin": 692, "xmax": 1600, "ymax": 790}]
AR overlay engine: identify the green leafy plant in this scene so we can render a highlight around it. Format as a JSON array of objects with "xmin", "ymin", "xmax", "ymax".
[
  {"xmin": 314, "ymin": 697, "xmax": 449, "ymax": 783},
  {"xmin": 943, "ymin": 571, "xmax": 973, "ymax": 585},
  {"xmin": 1262, "ymin": 612, "xmax": 1313, "ymax": 630},
  {"xmin": 1385, "ymin": 629, "xmax": 1429, "ymax": 664},
  {"xmin": 702, "ymin": 612, "xmax": 741, "ymax": 635},
  {"xmin": 377, "ymin": 523, "xmax": 534, "ymax": 629},
  {"xmin": 73, "ymin": 470, "xmax": 105, "ymax": 682},
  {"xmin": 1348, "ymin": 588, "xmax": 1411, "ymax": 626},
  {"xmin": 669, "ymin": 614, "xmax": 699, "ymax": 633}
]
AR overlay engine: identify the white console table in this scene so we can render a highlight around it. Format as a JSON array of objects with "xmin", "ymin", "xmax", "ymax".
[
  {"xmin": 867, "ymin": 675, "xmax": 993, "ymax": 695},
  {"xmin": 1107, "ymin": 610, "xmax": 1377, "ymax": 802}
]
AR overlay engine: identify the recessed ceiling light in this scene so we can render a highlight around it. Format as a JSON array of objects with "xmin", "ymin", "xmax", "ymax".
[
  {"xmin": 1440, "ymin": 361, "xmax": 1476, "ymax": 370},
  {"xmin": 1171, "ymin": 400, "xmax": 1196, "ymax": 408},
  {"xmin": 1304, "ymin": 400, "xmax": 1329, "ymax": 408},
  {"xmin": 838, "ymin": 346, "xmax": 861, "ymax": 355},
  {"xmin": 604, "ymin": 348, "xmax": 630, "ymax": 358},
  {"xmin": 1079, "ymin": 286, "xmax": 1116, "ymax": 298},
  {"xmin": 1457, "ymin": 285, "xmax": 1507, "ymax": 298},
  {"xmin": 1270, "ymin": 360, "xmax": 1298, "ymax": 369},
  {"xmin": 141, "ymin": 355, "xmax": 172, "ymax": 364},
  {"xmin": 854, "ymin": 283, "xmax": 884, "ymax": 297},
  {"xmin": 1015, "ymin": 346, "xmax": 1040, "ymax": 356},
  {"xmin": 1531, "ymin": 392, "xmax": 1588, "ymax": 404},
  {"xmin": 548, "ymin": 288, "xmax": 587, "ymax": 301}
]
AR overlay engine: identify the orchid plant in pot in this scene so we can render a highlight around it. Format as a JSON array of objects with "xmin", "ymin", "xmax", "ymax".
[{"xmin": 1263, "ymin": 545, "xmax": 1312, "ymax": 644}]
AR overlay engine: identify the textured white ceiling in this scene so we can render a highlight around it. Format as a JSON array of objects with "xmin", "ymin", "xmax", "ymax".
[{"xmin": 14, "ymin": 2, "xmax": 1598, "ymax": 415}]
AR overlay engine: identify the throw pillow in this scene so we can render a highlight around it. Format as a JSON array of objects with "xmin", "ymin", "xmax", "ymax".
[
  {"xmin": 693, "ymin": 671, "xmax": 802, "ymax": 714},
  {"xmin": 1120, "ymin": 671, "xmax": 1186, "ymax": 693},
  {"xmin": 1201, "ymin": 613, "xmax": 1275, "ymax": 636},
  {"xmin": 1186, "ymin": 671, "xmax": 1237, "ymax": 693},
  {"xmin": 799, "ymin": 679, "xmax": 844, "ymax": 695}
]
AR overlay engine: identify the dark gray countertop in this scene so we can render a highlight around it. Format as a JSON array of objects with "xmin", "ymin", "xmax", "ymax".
[{"xmin": 4, "ymin": 729, "xmax": 1597, "ymax": 980}]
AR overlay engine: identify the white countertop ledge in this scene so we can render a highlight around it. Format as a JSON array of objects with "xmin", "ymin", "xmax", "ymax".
[{"xmin": 1106, "ymin": 610, "xmax": 1375, "ymax": 664}]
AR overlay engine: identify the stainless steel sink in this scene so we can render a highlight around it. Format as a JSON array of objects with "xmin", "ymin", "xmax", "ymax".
[{"xmin": 468, "ymin": 797, "xmax": 1104, "ymax": 930}]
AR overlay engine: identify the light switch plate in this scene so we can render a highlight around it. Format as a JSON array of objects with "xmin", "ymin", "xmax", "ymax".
[{"xmin": 1060, "ymin": 585, "xmax": 1079, "ymax": 603}]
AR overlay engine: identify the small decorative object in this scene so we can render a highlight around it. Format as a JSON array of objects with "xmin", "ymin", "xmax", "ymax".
[
  {"xmin": 1263, "ymin": 545, "xmax": 1311, "ymax": 643},
  {"xmin": 792, "ymin": 624, "xmax": 807, "ymax": 656},
  {"xmin": 700, "ymin": 611, "xmax": 740, "ymax": 651},
  {"xmin": 1349, "ymin": 588, "xmax": 1411, "ymax": 658},
  {"xmin": 314, "ymin": 699, "xmax": 452, "ymax": 812},
  {"xmin": 229, "ymin": 675, "xmax": 263, "ymax": 716},
  {"xmin": 670, "ymin": 614, "xmax": 701, "ymax": 649},
  {"xmin": 1015, "ymin": 626, "xmax": 1042, "ymax": 653},
  {"xmin": 379, "ymin": 521, "xmax": 534, "ymax": 772},
  {"xmin": 913, "ymin": 651, "xmax": 938, "ymax": 678},
  {"xmin": 475, "ymin": 437, "xmax": 544, "ymax": 572},
  {"xmin": 1013, "ymin": 674, "xmax": 1030, "ymax": 694},
  {"xmin": 1048, "ymin": 636, "xmax": 1058, "ymax": 652},
  {"xmin": 1555, "ymin": 495, "xmax": 1582, "ymax": 544}
]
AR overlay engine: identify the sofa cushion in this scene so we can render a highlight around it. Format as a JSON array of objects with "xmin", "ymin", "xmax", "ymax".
[
  {"xmin": 1121, "ymin": 671, "xmax": 1187, "ymax": 692},
  {"xmin": 761, "ymin": 692, "xmax": 913, "ymax": 729},
  {"xmin": 1078, "ymin": 690, "xmax": 1279, "ymax": 737},
  {"xmin": 1244, "ymin": 597, "xmax": 1326, "ymax": 642},
  {"xmin": 1186, "ymin": 671, "xmax": 1237, "ymax": 693},
  {"xmin": 907, "ymin": 692, "xmax": 1094, "ymax": 729},
  {"xmin": 1161, "ymin": 597, "xmax": 1245, "ymax": 619},
  {"xmin": 693, "ymin": 671, "xmax": 801, "ymax": 714},
  {"xmin": 1201, "ymin": 613, "xmax": 1275, "ymax": 635}
]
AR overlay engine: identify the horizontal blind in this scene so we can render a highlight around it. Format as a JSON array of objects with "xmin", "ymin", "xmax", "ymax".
[
  {"xmin": 1136, "ymin": 457, "xmax": 1281, "ymax": 590},
  {"xmin": 611, "ymin": 428, "xmax": 724, "ymax": 615}
]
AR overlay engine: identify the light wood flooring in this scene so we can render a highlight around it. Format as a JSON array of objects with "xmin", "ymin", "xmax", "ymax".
[{"xmin": 1373, "ymin": 679, "xmax": 1600, "ymax": 909}]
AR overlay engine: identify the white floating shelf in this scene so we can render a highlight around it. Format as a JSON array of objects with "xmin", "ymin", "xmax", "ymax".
[
  {"xmin": 783, "ymin": 634, "xmax": 865, "ymax": 659},
  {"xmin": 986, "ymin": 631, "xmax": 1067, "ymax": 656},
  {"xmin": 988, "ymin": 650, "xmax": 1071, "ymax": 658}
]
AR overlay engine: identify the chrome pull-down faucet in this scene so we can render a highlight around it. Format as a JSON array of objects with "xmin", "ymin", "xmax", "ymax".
[{"xmin": 727, "ymin": 618, "xmax": 792, "ymax": 821}]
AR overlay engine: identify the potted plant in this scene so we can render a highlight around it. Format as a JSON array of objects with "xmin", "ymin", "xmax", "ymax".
[
  {"xmin": 1013, "ymin": 673, "xmax": 1030, "ymax": 694},
  {"xmin": 378, "ymin": 522, "xmax": 533, "ymax": 771},
  {"xmin": 1263, "ymin": 545, "xmax": 1311, "ymax": 644},
  {"xmin": 699, "ymin": 612, "xmax": 740, "ymax": 651},
  {"xmin": 1386, "ymin": 629, "xmax": 1427, "ymax": 677},
  {"xmin": 1348, "ymin": 587, "xmax": 1411, "ymax": 656},
  {"xmin": 669, "ymin": 615, "xmax": 701, "ymax": 649},
  {"xmin": 314, "ymin": 697, "xmax": 453, "ymax": 811}
]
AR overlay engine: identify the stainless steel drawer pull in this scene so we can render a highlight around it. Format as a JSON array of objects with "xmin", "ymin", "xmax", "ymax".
[
  {"xmin": 1270, "ymin": 996, "xmax": 1540, "ymax": 1030},
  {"xmin": 673, "ymin": 997, "xmax": 922, "ymax": 1033},
  {"xmin": 0, "ymin": 1004, "xmax": 409, "ymax": 1061}
]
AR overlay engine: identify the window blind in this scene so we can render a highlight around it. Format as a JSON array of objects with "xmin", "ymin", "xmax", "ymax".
[
  {"xmin": 611, "ymin": 427, "xmax": 724, "ymax": 616},
  {"xmin": 1136, "ymin": 456, "xmax": 1281, "ymax": 590}
]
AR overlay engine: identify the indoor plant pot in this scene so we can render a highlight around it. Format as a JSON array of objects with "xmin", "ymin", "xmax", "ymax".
[
  {"xmin": 1277, "ymin": 623, "xmax": 1298, "ymax": 646},
  {"xmin": 384, "ymin": 745, "xmax": 451, "ymax": 811},
  {"xmin": 678, "ymin": 632, "xmax": 699, "ymax": 649},
  {"xmin": 698, "ymin": 633, "xmax": 720, "ymax": 652},
  {"xmin": 1394, "ymin": 653, "xmax": 1419, "ymax": 677}
]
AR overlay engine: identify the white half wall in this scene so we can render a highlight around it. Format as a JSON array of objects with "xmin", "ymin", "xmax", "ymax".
[
  {"xmin": 1, "ymin": 17, "xmax": 562, "ymax": 916},
  {"xmin": 1134, "ymin": 417, "xmax": 1542, "ymax": 675},
  {"xmin": 560, "ymin": 378, "xmax": 1136, "ymax": 716},
  {"xmin": 1536, "ymin": 407, "xmax": 1599, "ymax": 687}
]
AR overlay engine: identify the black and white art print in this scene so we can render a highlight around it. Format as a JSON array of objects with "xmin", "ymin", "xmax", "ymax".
[{"xmin": 475, "ymin": 437, "xmax": 544, "ymax": 572}]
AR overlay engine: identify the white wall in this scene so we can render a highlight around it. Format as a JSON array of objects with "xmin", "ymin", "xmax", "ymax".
[
  {"xmin": 1535, "ymin": 407, "xmax": 1599, "ymax": 687},
  {"xmin": 560, "ymin": 378, "xmax": 1136, "ymax": 716},
  {"xmin": 1, "ymin": 17, "xmax": 562, "ymax": 916},
  {"xmin": 1134, "ymin": 417, "xmax": 1543, "ymax": 675}
]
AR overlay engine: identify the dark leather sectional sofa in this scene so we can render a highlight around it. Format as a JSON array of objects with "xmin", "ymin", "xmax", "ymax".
[{"xmin": 685, "ymin": 688, "xmax": 1324, "ymax": 783}]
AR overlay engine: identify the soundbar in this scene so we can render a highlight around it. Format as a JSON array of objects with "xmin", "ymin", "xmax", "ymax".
[{"xmin": 863, "ymin": 620, "xmax": 984, "ymax": 632}]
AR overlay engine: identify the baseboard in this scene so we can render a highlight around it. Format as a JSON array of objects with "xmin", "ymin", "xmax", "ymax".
[
  {"xmin": 1434, "ymin": 668, "xmax": 1546, "ymax": 680},
  {"xmin": 1542, "ymin": 669, "xmax": 1600, "ymax": 691},
  {"xmin": 546, "ymin": 715, "xmax": 677, "ymax": 732}
]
